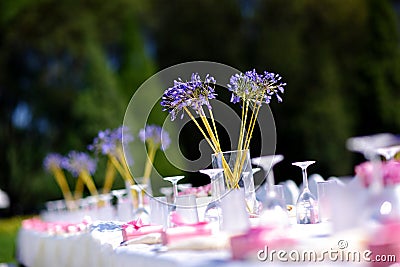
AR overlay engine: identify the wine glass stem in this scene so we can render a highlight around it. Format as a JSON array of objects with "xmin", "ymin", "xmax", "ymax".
[
  {"xmin": 172, "ymin": 181, "xmax": 178, "ymax": 203},
  {"xmin": 267, "ymin": 170, "xmax": 275, "ymax": 192},
  {"xmin": 137, "ymin": 189, "xmax": 144, "ymax": 209},
  {"xmin": 302, "ymin": 168, "xmax": 308, "ymax": 189}
]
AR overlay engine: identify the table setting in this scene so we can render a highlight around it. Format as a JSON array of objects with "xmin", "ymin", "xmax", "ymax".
[{"xmin": 16, "ymin": 70, "xmax": 400, "ymax": 267}]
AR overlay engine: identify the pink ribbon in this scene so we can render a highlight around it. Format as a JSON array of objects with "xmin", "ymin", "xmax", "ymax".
[
  {"xmin": 121, "ymin": 218, "xmax": 163, "ymax": 242},
  {"xmin": 163, "ymin": 212, "xmax": 212, "ymax": 244}
]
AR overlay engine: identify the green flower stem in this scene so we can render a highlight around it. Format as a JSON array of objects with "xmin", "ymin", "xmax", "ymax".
[
  {"xmin": 74, "ymin": 176, "xmax": 84, "ymax": 200},
  {"xmin": 184, "ymin": 107, "xmax": 216, "ymax": 153},
  {"xmin": 199, "ymin": 114, "xmax": 220, "ymax": 152},
  {"xmin": 116, "ymin": 147, "xmax": 135, "ymax": 185},
  {"xmin": 51, "ymin": 166, "xmax": 74, "ymax": 209},
  {"xmin": 109, "ymin": 153, "xmax": 134, "ymax": 185},
  {"xmin": 237, "ymin": 99, "xmax": 246, "ymax": 152},
  {"xmin": 206, "ymin": 107, "xmax": 221, "ymax": 150},
  {"xmin": 102, "ymin": 158, "xmax": 116, "ymax": 194},
  {"xmin": 80, "ymin": 170, "xmax": 98, "ymax": 196},
  {"xmin": 244, "ymin": 99, "xmax": 262, "ymax": 151},
  {"xmin": 143, "ymin": 141, "xmax": 157, "ymax": 185}
]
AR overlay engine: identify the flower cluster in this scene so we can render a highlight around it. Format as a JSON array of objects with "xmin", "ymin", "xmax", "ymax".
[
  {"xmin": 139, "ymin": 124, "xmax": 171, "ymax": 151},
  {"xmin": 227, "ymin": 69, "xmax": 286, "ymax": 104},
  {"xmin": 355, "ymin": 160, "xmax": 400, "ymax": 187},
  {"xmin": 162, "ymin": 70, "xmax": 286, "ymax": 191},
  {"xmin": 43, "ymin": 153, "xmax": 75, "ymax": 208},
  {"xmin": 63, "ymin": 151, "xmax": 97, "ymax": 177},
  {"xmin": 179, "ymin": 184, "xmax": 212, "ymax": 197},
  {"xmin": 43, "ymin": 153, "xmax": 65, "ymax": 171},
  {"xmin": 88, "ymin": 126, "xmax": 134, "ymax": 159},
  {"xmin": 161, "ymin": 73, "xmax": 217, "ymax": 120}
]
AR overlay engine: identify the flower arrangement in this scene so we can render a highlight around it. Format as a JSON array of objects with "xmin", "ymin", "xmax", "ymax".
[
  {"xmin": 89, "ymin": 126, "xmax": 135, "ymax": 192},
  {"xmin": 355, "ymin": 159, "xmax": 400, "ymax": 187},
  {"xmin": 161, "ymin": 70, "xmax": 285, "ymax": 189},
  {"xmin": 43, "ymin": 153, "xmax": 75, "ymax": 209},
  {"xmin": 139, "ymin": 124, "xmax": 171, "ymax": 185},
  {"xmin": 62, "ymin": 151, "xmax": 98, "ymax": 199}
]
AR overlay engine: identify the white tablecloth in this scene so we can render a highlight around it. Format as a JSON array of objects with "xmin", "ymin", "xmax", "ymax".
[{"xmin": 17, "ymin": 221, "xmax": 375, "ymax": 267}]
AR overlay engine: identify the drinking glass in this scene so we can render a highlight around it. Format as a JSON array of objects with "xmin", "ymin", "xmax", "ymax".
[
  {"xmin": 131, "ymin": 178, "xmax": 150, "ymax": 224},
  {"xmin": 252, "ymin": 155, "xmax": 286, "ymax": 209},
  {"xmin": 111, "ymin": 189, "xmax": 131, "ymax": 221},
  {"xmin": 212, "ymin": 150, "xmax": 257, "ymax": 214},
  {"xmin": 199, "ymin": 168, "xmax": 224, "ymax": 225},
  {"xmin": 293, "ymin": 161, "xmax": 319, "ymax": 224},
  {"xmin": 347, "ymin": 133, "xmax": 398, "ymax": 193},
  {"xmin": 163, "ymin": 175, "xmax": 185, "ymax": 204},
  {"xmin": 174, "ymin": 194, "xmax": 199, "ymax": 224},
  {"xmin": 376, "ymin": 145, "xmax": 400, "ymax": 161},
  {"xmin": 252, "ymin": 155, "xmax": 287, "ymax": 225},
  {"xmin": 159, "ymin": 187, "xmax": 173, "ymax": 203},
  {"xmin": 149, "ymin": 196, "xmax": 169, "ymax": 229},
  {"xmin": 347, "ymin": 133, "xmax": 400, "ymax": 224},
  {"xmin": 220, "ymin": 189, "xmax": 250, "ymax": 233},
  {"xmin": 317, "ymin": 181, "xmax": 335, "ymax": 222}
]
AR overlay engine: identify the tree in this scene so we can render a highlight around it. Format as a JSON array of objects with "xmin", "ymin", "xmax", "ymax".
[{"xmin": 0, "ymin": 0, "xmax": 156, "ymax": 214}]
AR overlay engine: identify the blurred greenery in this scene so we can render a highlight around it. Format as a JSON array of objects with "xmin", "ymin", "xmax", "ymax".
[
  {"xmin": 0, "ymin": 0, "xmax": 400, "ymax": 215},
  {"xmin": 0, "ymin": 216, "xmax": 28, "ymax": 263}
]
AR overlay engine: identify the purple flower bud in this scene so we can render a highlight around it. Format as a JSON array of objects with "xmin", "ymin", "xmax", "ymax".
[
  {"xmin": 63, "ymin": 151, "xmax": 97, "ymax": 177},
  {"xmin": 161, "ymin": 73, "xmax": 217, "ymax": 120},
  {"xmin": 43, "ymin": 153, "xmax": 65, "ymax": 172},
  {"xmin": 139, "ymin": 124, "xmax": 171, "ymax": 151}
]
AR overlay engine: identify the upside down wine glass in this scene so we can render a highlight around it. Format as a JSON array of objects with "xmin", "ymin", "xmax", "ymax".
[
  {"xmin": 348, "ymin": 134, "xmax": 400, "ymax": 223},
  {"xmin": 252, "ymin": 155, "xmax": 285, "ymax": 206},
  {"xmin": 376, "ymin": 145, "xmax": 400, "ymax": 161},
  {"xmin": 252, "ymin": 155, "xmax": 287, "ymax": 225},
  {"xmin": 199, "ymin": 168, "xmax": 224, "ymax": 225},
  {"xmin": 163, "ymin": 175, "xmax": 185, "ymax": 204},
  {"xmin": 131, "ymin": 178, "xmax": 150, "ymax": 224},
  {"xmin": 293, "ymin": 161, "xmax": 319, "ymax": 224}
]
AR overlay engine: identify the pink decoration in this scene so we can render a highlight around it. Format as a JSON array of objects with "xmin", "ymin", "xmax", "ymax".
[
  {"xmin": 368, "ymin": 220, "xmax": 400, "ymax": 267},
  {"xmin": 163, "ymin": 212, "xmax": 212, "ymax": 244},
  {"xmin": 230, "ymin": 226, "xmax": 297, "ymax": 260},
  {"xmin": 355, "ymin": 160, "xmax": 400, "ymax": 187},
  {"xmin": 121, "ymin": 218, "xmax": 163, "ymax": 242},
  {"xmin": 21, "ymin": 218, "xmax": 88, "ymax": 234},
  {"xmin": 179, "ymin": 184, "xmax": 212, "ymax": 197}
]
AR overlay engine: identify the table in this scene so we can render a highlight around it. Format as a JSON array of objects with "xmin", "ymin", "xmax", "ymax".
[{"xmin": 16, "ymin": 219, "xmax": 377, "ymax": 267}]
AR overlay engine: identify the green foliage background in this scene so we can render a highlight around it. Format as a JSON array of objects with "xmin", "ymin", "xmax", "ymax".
[{"xmin": 0, "ymin": 0, "xmax": 400, "ymax": 216}]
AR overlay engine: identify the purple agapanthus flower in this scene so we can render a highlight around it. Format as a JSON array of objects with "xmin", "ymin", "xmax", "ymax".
[
  {"xmin": 139, "ymin": 124, "xmax": 171, "ymax": 151},
  {"xmin": 43, "ymin": 153, "xmax": 65, "ymax": 171},
  {"xmin": 161, "ymin": 73, "xmax": 217, "ymax": 120},
  {"xmin": 88, "ymin": 126, "xmax": 134, "ymax": 157},
  {"xmin": 63, "ymin": 151, "xmax": 97, "ymax": 177},
  {"xmin": 227, "ymin": 69, "xmax": 286, "ymax": 104}
]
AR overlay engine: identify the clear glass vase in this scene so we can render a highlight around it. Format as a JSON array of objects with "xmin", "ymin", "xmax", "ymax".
[{"xmin": 211, "ymin": 150, "xmax": 258, "ymax": 215}]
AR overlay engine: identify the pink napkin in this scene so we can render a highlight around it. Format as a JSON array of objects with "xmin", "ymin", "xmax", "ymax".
[
  {"xmin": 368, "ymin": 219, "xmax": 400, "ymax": 267},
  {"xmin": 230, "ymin": 226, "xmax": 297, "ymax": 260},
  {"xmin": 121, "ymin": 218, "xmax": 164, "ymax": 242},
  {"xmin": 355, "ymin": 160, "xmax": 400, "ymax": 187},
  {"xmin": 163, "ymin": 212, "xmax": 212, "ymax": 244}
]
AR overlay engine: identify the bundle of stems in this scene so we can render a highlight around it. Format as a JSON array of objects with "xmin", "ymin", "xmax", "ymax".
[
  {"xmin": 233, "ymin": 96, "xmax": 264, "ymax": 186},
  {"xmin": 183, "ymin": 106, "xmax": 241, "ymax": 189},
  {"xmin": 49, "ymin": 165, "xmax": 75, "ymax": 210}
]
